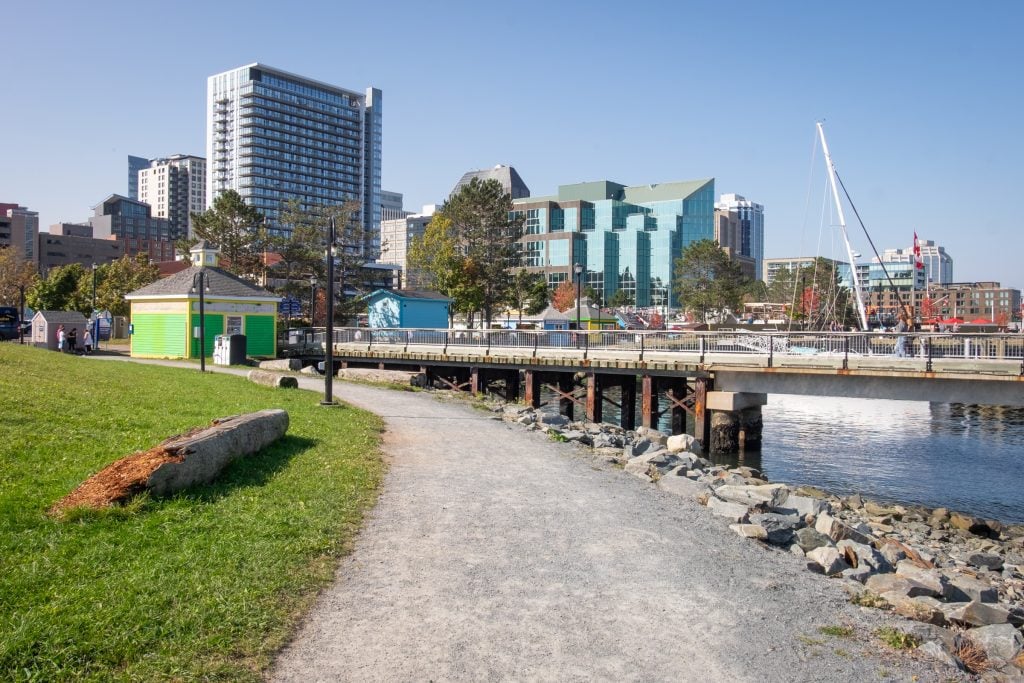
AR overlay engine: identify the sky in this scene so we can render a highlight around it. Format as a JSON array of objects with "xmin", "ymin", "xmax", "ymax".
[{"xmin": 3, "ymin": 0, "xmax": 1022, "ymax": 289}]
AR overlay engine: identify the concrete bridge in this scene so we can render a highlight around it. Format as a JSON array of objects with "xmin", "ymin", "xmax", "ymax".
[{"xmin": 285, "ymin": 327, "xmax": 1024, "ymax": 453}]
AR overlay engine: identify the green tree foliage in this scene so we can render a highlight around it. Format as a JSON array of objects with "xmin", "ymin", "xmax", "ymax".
[
  {"xmin": 191, "ymin": 190, "xmax": 267, "ymax": 280},
  {"xmin": 0, "ymin": 248, "xmax": 37, "ymax": 306},
  {"xmin": 27, "ymin": 263, "xmax": 87, "ymax": 313},
  {"xmin": 93, "ymin": 256, "xmax": 160, "ymax": 317},
  {"xmin": 607, "ymin": 288, "xmax": 634, "ymax": 308},
  {"xmin": 436, "ymin": 178, "xmax": 523, "ymax": 326},
  {"xmin": 506, "ymin": 269, "xmax": 548, "ymax": 323},
  {"xmin": 673, "ymin": 239, "xmax": 747, "ymax": 322},
  {"xmin": 408, "ymin": 214, "xmax": 481, "ymax": 326}
]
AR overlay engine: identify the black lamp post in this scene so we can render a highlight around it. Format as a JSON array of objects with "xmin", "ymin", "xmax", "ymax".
[
  {"xmin": 574, "ymin": 263, "xmax": 584, "ymax": 333},
  {"xmin": 91, "ymin": 263, "xmax": 98, "ymax": 349},
  {"xmin": 18, "ymin": 284, "xmax": 25, "ymax": 345},
  {"xmin": 322, "ymin": 216, "xmax": 337, "ymax": 405},
  {"xmin": 309, "ymin": 276, "xmax": 317, "ymax": 327},
  {"xmin": 191, "ymin": 271, "xmax": 210, "ymax": 372}
]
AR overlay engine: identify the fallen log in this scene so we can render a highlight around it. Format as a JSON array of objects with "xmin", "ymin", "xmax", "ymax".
[
  {"xmin": 248, "ymin": 369, "xmax": 299, "ymax": 388},
  {"xmin": 50, "ymin": 409, "xmax": 289, "ymax": 515}
]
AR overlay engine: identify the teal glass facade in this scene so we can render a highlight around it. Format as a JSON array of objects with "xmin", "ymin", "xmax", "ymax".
[{"xmin": 512, "ymin": 178, "xmax": 714, "ymax": 307}]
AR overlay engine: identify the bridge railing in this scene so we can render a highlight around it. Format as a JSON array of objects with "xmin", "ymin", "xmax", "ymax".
[{"xmin": 294, "ymin": 327, "xmax": 1024, "ymax": 365}]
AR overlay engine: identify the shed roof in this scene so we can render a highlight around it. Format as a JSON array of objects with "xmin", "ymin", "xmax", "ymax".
[
  {"xmin": 537, "ymin": 304, "xmax": 569, "ymax": 321},
  {"xmin": 32, "ymin": 310, "xmax": 88, "ymax": 323},
  {"xmin": 125, "ymin": 266, "xmax": 277, "ymax": 299},
  {"xmin": 369, "ymin": 289, "xmax": 450, "ymax": 302}
]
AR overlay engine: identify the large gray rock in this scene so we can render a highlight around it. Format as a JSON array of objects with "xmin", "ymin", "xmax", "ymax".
[
  {"xmin": 591, "ymin": 432, "xmax": 618, "ymax": 449},
  {"xmin": 841, "ymin": 565, "xmax": 875, "ymax": 584},
  {"xmin": 538, "ymin": 412, "xmax": 569, "ymax": 428},
  {"xmin": 838, "ymin": 539, "xmax": 892, "ymax": 573},
  {"xmin": 259, "ymin": 358, "xmax": 303, "ymax": 371},
  {"xmin": 966, "ymin": 623, "xmax": 1024, "ymax": 662},
  {"xmin": 635, "ymin": 426, "xmax": 668, "ymax": 445},
  {"xmin": 865, "ymin": 573, "xmax": 937, "ymax": 598},
  {"xmin": 880, "ymin": 593, "xmax": 946, "ymax": 625},
  {"xmin": 940, "ymin": 571, "xmax": 999, "ymax": 603},
  {"xmin": 146, "ymin": 409, "xmax": 290, "ymax": 496},
  {"xmin": 729, "ymin": 524, "xmax": 767, "ymax": 540},
  {"xmin": 895, "ymin": 561, "xmax": 947, "ymax": 595},
  {"xmin": 656, "ymin": 471, "xmax": 709, "ymax": 499},
  {"xmin": 966, "ymin": 551, "xmax": 1004, "ymax": 571},
  {"xmin": 666, "ymin": 433, "xmax": 695, "ymax": 453},
  {"xmin": 247, "ymin": 369, "xmax": 299, "ymax": 388},
  {"xmin": 624, "ymin": 437, "xmax": 658, "ymax": 458},
  {"xmin": 814, "ymin": 512, "xmax": 873, "ymax": 545},
  {"xmin": 773, "ymin": 494, "xmax": 828, "ymax": 518},
  {"xmin": 918, "ymin": 640, "xmax": 963, "ymax": 671},
  {"xmin": 749, "ymin": 513, "xmax": 800, "ymax": 545},
  {"xmin": 947, "ymin": 600, "xmax": 1010, "ymax": 627},
  {"xmin": 793, "ymin": 527, "xmax": 832, "ymax": 553},
  {"xmin": 714, "ymin": 483, "xmax": 789, "ymax": 509},
  {"xmin": 707, "ymin": 497, "xmax": 750, "ymax": 523},
  {"xmin": 806, "ymin": 546, "xmax": 850, "ymax": 576}
]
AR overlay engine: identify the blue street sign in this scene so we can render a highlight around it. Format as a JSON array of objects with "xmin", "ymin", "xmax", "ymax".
[{"xmin": 278, "ymin": 297, "xmax": 302, "ymax": 316}]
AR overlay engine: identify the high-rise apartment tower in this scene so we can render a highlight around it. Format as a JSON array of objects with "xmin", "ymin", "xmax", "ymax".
[{"xmin": 137, "ymin": 155, "xmax": 206, "ymax": 239}]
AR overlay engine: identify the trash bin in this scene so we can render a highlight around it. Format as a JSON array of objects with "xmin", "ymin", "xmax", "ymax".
[{"xmin": 227, "ymin": 334, "xmax": 247, "ymax": 365}]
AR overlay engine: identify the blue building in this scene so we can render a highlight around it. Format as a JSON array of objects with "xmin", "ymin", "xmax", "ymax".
[
  {"xmin": 512, "ymin": 179, "xmax": 714, "ymax": 308},
  {"xmin": 367, "ymin": 290, "xmax": 450, "ymax": 328}
]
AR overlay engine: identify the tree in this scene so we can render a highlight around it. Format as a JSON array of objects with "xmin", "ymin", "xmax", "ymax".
[
  {"xmin": 408, "ymin": 214, "xmax": 481, "ymax": 326},
  {"xmin": 191, "ymin": 190, "xmax": 267, "ymax": 280},
  {"xmin": 506, "ymin": 269, "xmax": 548, "ymax": 324},
  {"xmin": 93, "ymin": 255, "xmax": 160, "ymax": 317},
  {"xmin": 436, "ymin": 178, "xmax": 523, "ymax": 326},
  {"xmin": 673, "ymin": 240, "xmax": 746, "ymax": 322},
  {"xmin": 551, "ymin": 279, "xmax": 576, "ymax": 312},
  {"xmin": 26, "ymin": 263, "xmax": 87, "ymax": 313},
  {"xmin": 608, "ymin": 289, "xmax": 634, "ymax": 308},
  {"xmin": 765, "ymin": 258, "xmax": 854, "ymax": 328},
  {"xmin": 0, "ymin": 247, "xmax": 37, "ymax": 306}
]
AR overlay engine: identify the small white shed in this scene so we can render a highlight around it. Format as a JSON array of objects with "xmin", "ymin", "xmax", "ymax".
[{"xmin": 31, "ymin": 311, "xmax": 88, "ymax": 350}]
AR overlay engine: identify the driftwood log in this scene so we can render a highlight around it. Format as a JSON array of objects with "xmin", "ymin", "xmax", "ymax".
[
  {"xmin": 248, "ymin": 369, "xmax": 299, "ymax": 388},
  {"xmin": 50, "ymin": 409, "xmax": 289, "ymax": 514}
]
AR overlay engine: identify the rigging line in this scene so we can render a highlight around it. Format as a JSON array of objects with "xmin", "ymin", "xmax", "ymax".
[
  {"xmin": 789, "ymin": 128, "xmax": 823, "ymax": 333},
  {"xmin": 833, "ymin": 168, "xmax": 908, "ymax": 314}
]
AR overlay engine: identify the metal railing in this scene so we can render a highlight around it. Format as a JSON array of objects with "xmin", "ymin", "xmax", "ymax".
[{"xmin": 282, "ymin": 327, "xmax": 1024, "ymax": 373}]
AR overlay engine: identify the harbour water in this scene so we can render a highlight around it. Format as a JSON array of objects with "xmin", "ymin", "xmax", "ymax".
[{"xmin": 538, "ymin": 387, "xmax": 1024, "ymax": 523}]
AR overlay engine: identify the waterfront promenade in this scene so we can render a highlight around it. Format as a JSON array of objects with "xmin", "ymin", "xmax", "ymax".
[{"xmin": 267, "ymin": 376, "xmax": 945, "ymax": 681}]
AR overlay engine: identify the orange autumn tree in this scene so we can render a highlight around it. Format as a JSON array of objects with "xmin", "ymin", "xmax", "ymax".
[{"xmin": 552, "ymin": 280, "xmax": 576, "ymax": 312}]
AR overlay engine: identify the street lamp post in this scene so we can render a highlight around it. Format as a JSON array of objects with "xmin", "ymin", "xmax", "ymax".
[
  {"xmin": 322, "ymin": 216, "xmax": 337, "ymax": 405},
  {"xmin": 309, "ymin": 276, "xmax": 317, "ymax": 327},
  {"xmin": 18, "ymin": 284, "xmax": 25, "ymax": 345},
  {"xmin": 574, "ymin": 262, "xmax": 584, "ymax": 336},
  {"xmin": 91, "ymin": 263, "xmax": 98, "ymax": 350},
  {"xmin": 191, "ymin": 271, "xmax": 209, "ymax": 372}
]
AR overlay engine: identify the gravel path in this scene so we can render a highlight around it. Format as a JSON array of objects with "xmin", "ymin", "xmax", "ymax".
[{"xmin": 270, "ymin": 379, "xmax": 948, "ymax": 682}]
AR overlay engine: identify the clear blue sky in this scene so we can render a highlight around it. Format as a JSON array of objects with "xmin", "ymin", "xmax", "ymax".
[{"xmin": 3, "ymin": 0, "xmax": 1021, "ymax": 288}]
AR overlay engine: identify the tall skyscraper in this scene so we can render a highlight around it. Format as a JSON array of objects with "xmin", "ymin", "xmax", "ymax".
[
  {"xmin": 128, "ymin": 155, "xmax": 148, "ymax": 200},
  {"xmin": 915, "ymin": 239, "xmax": 953, "ymax": 285},
  {"xmin": 715, "ymin": 193, "xmax": 764, "ymax": 280},
  {"xmin": 137, "ymin": 154, "xmax": 206, "ymax": 239},
  {"xmin": 380, "ymin": 190, "xmax": 410, "ymax": 222},
  {"xmin": 0, "ymin": 203, "xmax": 38, "ymax": 262},
  {"xmin": 206, "ymin": 63, "xmax": 382, "ymax": 255}
]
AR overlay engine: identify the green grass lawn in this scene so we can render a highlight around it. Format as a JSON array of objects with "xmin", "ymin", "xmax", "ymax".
[{"xmin": 0, "ymin": 344, "xmax": 384, "ymax": 681}]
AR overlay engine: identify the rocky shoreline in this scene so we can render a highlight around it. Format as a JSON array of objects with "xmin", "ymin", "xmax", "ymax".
[{"xmin": 489, "ymin": 399, "xmax": 1024, "ymax": 678}]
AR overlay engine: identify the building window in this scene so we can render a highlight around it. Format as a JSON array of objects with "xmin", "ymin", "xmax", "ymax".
[{"xmin": 226, "ymin": 316, "xmax": 243, "ymax": 335}]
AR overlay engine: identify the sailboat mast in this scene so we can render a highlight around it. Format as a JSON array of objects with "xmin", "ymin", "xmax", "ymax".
[{"xmin": 817, "ymin": 122, "xmax": 869, "ymax": 331}]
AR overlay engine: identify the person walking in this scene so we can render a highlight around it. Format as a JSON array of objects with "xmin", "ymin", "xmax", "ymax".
[
  {"xmin": 68, "ymin": 327, "xmax": 78, "ymax": 355},
  {"xmin": 56, "ymin": 325, "xmax": 66, "ymax": 352},
  {"xmin": 83, "ymin": 327, "xmax": 93, "ymax": 355},
  {"xmin": 894, "ymin": 308, "xmax": 910, "ymax": 358}
]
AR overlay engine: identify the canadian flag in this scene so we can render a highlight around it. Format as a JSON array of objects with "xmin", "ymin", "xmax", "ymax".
[{"xmin": 913, "ymin": 231, "xmax": 924, "ymax": 269}]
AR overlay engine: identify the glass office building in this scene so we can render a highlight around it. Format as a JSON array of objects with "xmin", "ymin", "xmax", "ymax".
[
  {"xmin": 512, "ymin": 179, "xmax": 714, "ymax": 307},
  {"xmin": 206, "ymin": 64, "xmax": 382, "ymax": 254}
]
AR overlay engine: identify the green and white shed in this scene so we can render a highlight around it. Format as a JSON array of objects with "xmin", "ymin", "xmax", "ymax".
[{"xmin": 124, "ymin": 242, "xmax": 280, "ymax": 360}]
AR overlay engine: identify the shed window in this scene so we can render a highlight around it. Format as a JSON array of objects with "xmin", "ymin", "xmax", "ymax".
[{"xmin": 226, "ymin": 316, "xmax": 243, "ymax": 335}]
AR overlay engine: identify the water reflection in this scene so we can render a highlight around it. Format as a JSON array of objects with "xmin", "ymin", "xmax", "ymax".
[{"xmin": 537, "ymin": 385, "xmax": 1024, "ymax": 523}]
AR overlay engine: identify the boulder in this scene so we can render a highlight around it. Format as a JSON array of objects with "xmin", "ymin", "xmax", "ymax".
[
  {"xmin": 918, "ymin": 641, "xmax": 963, "ymax": 670},
  {"xmin": 773, "ymin": 494, "xmax": 828, "ymax": 518},
  {"xmin": 624, "ymin": 437, "xmax": 658, "ymax": 458},
  {"xmin": 749, "ymin": 513, "xmax": 800, "ymax": 545},
  {"xmin": 258, "ymin": 358, "xmax": 303, "ymax": 371},
  {"xmin": 950, "ymin": 513, "xmax": 995, "ymax": 537},
  {"xmin": 838, "ymin": 539, "xmax": 893, "ymax": 573},
  {"xmin": 880, "ymin": 593, "xmax": 946, "ymax": 625},
  {"xmin": 707, "ymin": 497, "xmax": 750, "ymax": 523},
  {"xmin": 965, "ymin": 623, "xmax": 1023, "ymax": 663},
  {"xmin": 517, "ymin": 413, "xmax": 537, "ymax": 426},
  {"xmin": 879, "ymin": 541, "xmax": 909, "ymax": 566},
  {"xmin": 635, "ymin": 426, "xmax": 668, "ymax": 445},
  {"xmin": 841, "ymin": 565, "xmax": 875, "ymax": 583},
  {"xmin": 814, "ymin": 512, "xmax": 873, "ymax": 545},
  {"xmin": 895, "ymin": 561, "xmax": 947, "ymax": 595},
  {"xmin": 714, "ymin": 484, "xmax": 789, "ymax": 509},
  {"xmin": 656, "ymin": 471, "xmax": 710, "ymax": 499},
  {"xmin": 794, "ymin": 527, "xmax": 832, "ymax": 553},
  {"xmin": 806, "ymin": 546, "xmax": 850, "ymax": 576},
  {"xmin": 538, "ymin": 412, "xmax": 569, "ymax": 428},
  {"xmin": 845, "ymin": 493, "xmax": 863, "ymax": 510},
  {"xmin": 966, "ymin": 551, "xmax": 1004, "ymax": 571},
  {"xmin": 940, "ymin": 571, "xmax": 998, "ymax": 603},
  {"xmin": 863, "ymin": 500, "xmax": 902, "ymax": 518},
  {"xmin": 948, "ymin": 601, "xmax": 1011, "ymax": 627},
  {"xmin": 666, "ymin": 433, "xmax": 696, "ymax": 453},
  {"xmin": 729, "ymin": 524, "xmax": 768, "ymax": 540},
  {"xmin": 865, "ymin": 573, "xmax": 936, "ymax": 598},
  {"xmin": 591, "ymin": 432, "xmax": 619, "ymax": 449},
  {"xmin": 246, "ymin": 370, "xmax": 299, "ymax": 388}
]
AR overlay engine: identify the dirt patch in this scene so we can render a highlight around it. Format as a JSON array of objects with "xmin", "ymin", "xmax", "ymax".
[{"xmin": 49, "ymin": 424, "xmax": 211, "ymax": 516}]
